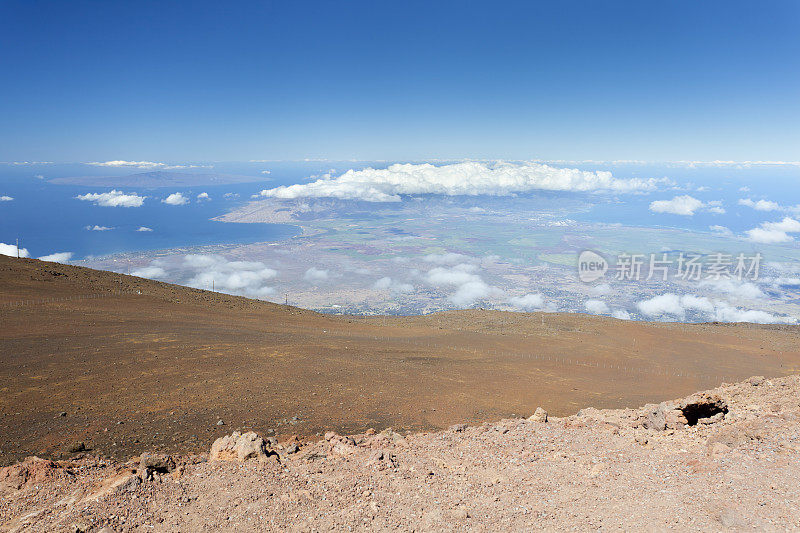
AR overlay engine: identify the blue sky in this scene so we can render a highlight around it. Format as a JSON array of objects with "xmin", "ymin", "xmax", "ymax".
[{"xmin": 1, "ymin": 1, "xmax": 798, "ymax": 162}]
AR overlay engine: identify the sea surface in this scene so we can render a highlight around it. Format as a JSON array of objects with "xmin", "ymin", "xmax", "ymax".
[
  {"xmin": 1, "ymin": 161, "xmax": 799, "ymax": 260},
  {"xmin": 0, "ymin": 162, "xmax": 333, "ymax": 259}
]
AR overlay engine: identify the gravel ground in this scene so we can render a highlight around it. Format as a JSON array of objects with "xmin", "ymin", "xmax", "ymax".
[{"xmin": 2, "ymin": 375, "xmax": 799, "ymax": 531}]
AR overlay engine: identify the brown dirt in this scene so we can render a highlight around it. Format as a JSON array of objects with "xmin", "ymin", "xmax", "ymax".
[
  {"xmin": 1, "ymin": 375, "xmax": 799, "ymax": 531},
  {"xmin": 1, "ymin": 254, "xmax": 799, "ymax": 468}
]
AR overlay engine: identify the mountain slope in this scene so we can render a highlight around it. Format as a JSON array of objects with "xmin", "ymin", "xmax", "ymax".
[{"xmin": 1, "ymin": 254, "xmax": 798, "ymax": 465}]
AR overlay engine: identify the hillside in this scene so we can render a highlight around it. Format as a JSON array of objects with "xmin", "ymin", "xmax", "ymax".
[
  {"xmin": 1, "ymin": 254, "xmax": 799, "ymax": 467},
  {"xmin": 2, "ymin": 376, "xmax": 799, "ymax": 530}
]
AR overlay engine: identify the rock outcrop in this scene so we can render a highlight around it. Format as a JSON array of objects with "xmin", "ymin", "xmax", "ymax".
[
  {"xmin": 209, "ymin": 431, "xmax": 277, "ymax": 462},
  {"xmin": 642, "ymin": 392, "xmax": 728, "ymax": 430},
  {"xmin": 529, "ymin": 407, "xmax": 548, "ymax": 423}
]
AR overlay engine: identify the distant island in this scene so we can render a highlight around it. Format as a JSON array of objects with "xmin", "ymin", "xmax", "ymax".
[{"xmin": 50, "ymin": 170, "xmax": 268, "ymax": 188}]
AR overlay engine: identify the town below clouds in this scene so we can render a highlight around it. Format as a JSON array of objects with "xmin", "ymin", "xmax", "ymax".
[{"xmin": 4, "ymin": 159, "xmax": 800, "ymax": 325}]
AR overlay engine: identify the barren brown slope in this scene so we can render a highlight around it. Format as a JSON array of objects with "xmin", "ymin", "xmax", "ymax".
[{"xmin": 1, "ymin": 254, "xmax": 799, "ymax": 466}]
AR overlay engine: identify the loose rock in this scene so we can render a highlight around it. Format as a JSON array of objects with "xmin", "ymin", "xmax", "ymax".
[{"xmin": 529, "ymin": 407, "xmax": 548, "ymax": 423}]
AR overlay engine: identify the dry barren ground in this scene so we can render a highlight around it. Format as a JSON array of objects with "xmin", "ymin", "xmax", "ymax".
[
  {"xmin": 1, "ymin": 255, "xmax": 799, "ymax": 467},
  {"xmin": 1, "ymin": 375, "xmax": 799, "ymax": 531}
]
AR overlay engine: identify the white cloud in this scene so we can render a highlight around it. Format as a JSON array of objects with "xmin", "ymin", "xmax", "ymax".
[
  {"xmin": 738, "ymin": 198, "xmax": 781, "ymax": 211},
  {"xmin": 710, "ymin": 304, "xmax": 789, "ymax": 324},
  {"xmin": 424, "ymin": 264, "xmax": 501, "ymax": 307},
  {"xmin": 373, "ymin": 276, "xmax": 413, "ymax": 293},
  {"xmin": 709, "ymin": 225, "xmax": 733, "ymax": 236},
  {"xmin": 536, "ymin": 159, "xmax": 800, "ymax": 169},
  {"xmin": 87, "ymin": 160, "xmax": 210, "ymax": 170},
  {"xmin": 699, "ymin": 279, "xmax": 764, "ymax": 300},
  {"xmin": 508, "ymin": 293, "xmax": 545, "ymax": 310},
  {"xmin": 86, "ymin": 225, "xmax": 114, "ymax": 231},
  {"xmin": 0, "ymin": 243, "xmax": 29, "ymax": 257},
  {"xmin": 449, "ymin": 280, "xmax": 497, "ymax": 307},
  {"xmin": 668, "ymin": 160, "xmax": 800, "ymax": 169},
  {"xmin": 163, "ymin": 192, "xmax": 189, "ymax": 205},
  {"xmin": 131, "ymin": 266, "xmax": 167, "ymax": 279},
  {"xmin": 261, "ymin": 170, "xmax": 271, "ymax": 175},
  {"xmin": 745, "ymin": 217, "xmax": 800, "ymax": 243},
  {"xmin": 0, "ymin": 196, "xmax": 12, "ymax": 201},
  {"xmin": 745, "ymin": 228, "xmax": 792, "ymax": 244},
  {"xmin": 182, "ymin": 255, "xmax": 278, "ymax": 298},
  {"xmin": 38, "ymin": 252, "xmax": 73, "ymax": 263},
  {"xmin": 423, "ymin": 252, "xmax": 471, "ymax": 265},
  {"xmin": 76, "ymin": 190, "xmax": 145, "ymax": 207},
  {"xmin": 426, "ymin": 264, "xmax": 479, "ymax": 286},
  {"xmin": 635, "ymin": 293, "xmax": 791, "ymax": 324},
  {"xmin": 637, "ymin": 294, "xmax": 712, "ymax": 319},
  {"xmin": 304, "ymin": 267, "xmax": 329, "ymax": 282},
  {"xmin": 136, "ymin": 226, "xmax": 153, "ymax": 232},
  {"xmin": 611, "ymin": 309, "xmax": 631, "ymax": 320},
  {"xmin": 257, "ymin": 161, "xmax": 667, "ymax": 202},
  {"xmin": 197, "ymin": 192, "xmax": 210, "ymax": 200},
  {"xmin": 584, "ymin": 299, "xmax": 610, "ymax": 314},
  {"xmin": 649, "ymin": 195, "xmax": 711, "ymax": 216},
  {"xmin": 88, "ymin": 160, "xmax": 166, "ymax": 169},
  {"xmin": 589, "ymin": 283, "xmax": 612, "ymax": 296},
  {"xmin": 373, "ymin": 277, "xmax": 392, "ymax": 289}
]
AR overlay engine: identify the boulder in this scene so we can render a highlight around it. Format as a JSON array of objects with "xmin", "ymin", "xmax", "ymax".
[
  {"xmin": 643, "ymin": 404, "xmax": 667, "ymax": 430},
  {"xmin": 528, "ymin": 407, "xmax": 548, "ymax": 423},
  {"xmin": 209, "ymin": 431, "xmax": 276, "ymax": 462},
  {"xmin": 746, "ymin": 376, "xmax": 765, "ymax": 386}
]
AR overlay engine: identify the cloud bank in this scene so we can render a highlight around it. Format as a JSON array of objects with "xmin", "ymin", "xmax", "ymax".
[
  {"xmin": 508, "ymin": 293, "xmax": 545, "ymax": 311},
  {"xmin": 183, "ymin": 255, "xmax": 278, "ymax": 297},
  {"xmin": 738, "ymin": 198, "xmax": 781, "ymax": 211},
  {"xmin": 131, "ymin": 266, "xmax": 168, "ymax": 279},
  {"xmin": 738, "ymin": 198, "xmax": 800, "ymax": 215},
  {"xmin": 304, "ymin": 267, "xmax": 330, "ymax": 283},
  {"xmin": 584, "ymin": 299, "xmax": 610, "ymax": 314},
  {"xmin": 38, "ymin": 252, "xmax": 73, "ymax": 263},
  {"xmin": 0, "ymin": 243, "xmax": 29, "ymax": 257},
  {"xmin": 129, "ymin": 255, "xmax": 279, "ymax": 299},
  {"xmin": 745, "ymin": 217, "xmax": 800, "ymax": 243},
  {"xmin": 649, "ymin": 195, "xmax": 723, "ymax": 216},
  {"xmin": 0, "ymin": 196, "xmax": 12, "ymax": 201},
  {"xmin": 373, "ymin": 276, "xmax": 413, "ymax": 293},
  {"xmin": 637, "ymin": 293, "xmax": 793, "ymax": 324},
  {"xmin": 87, "ymin": 160, "xmax": 210, "ymax": 170},
  {"xmin": 76, "ymin": 190, "xmax": 145, "ymax": 207},
  {"xmin": 163, "ymin": 192, "xmax": 189, "ymax": 205},
  {"xmin": 425, "ymin": 263, "xmax": 502, "ymax": 307},
  {"xmin": 257, "ymin": 161, "xmax": 666, "ymax": 202}
]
